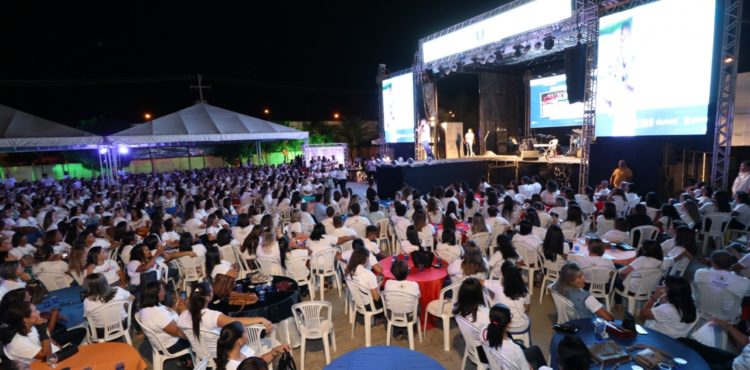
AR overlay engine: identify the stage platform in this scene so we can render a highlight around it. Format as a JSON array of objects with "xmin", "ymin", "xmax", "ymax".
[{"xmin": 374, "ymin": 154, "xmax": 580, "ymax": 199}]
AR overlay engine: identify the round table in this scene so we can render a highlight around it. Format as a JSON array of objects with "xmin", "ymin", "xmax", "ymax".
[
  {"xmin": 435, "ymin": 221, "xmax": 470, "ymax": 243},
  {"xmin": 549, "ymin": 319, "xmax": 709, "ymax": 369},
  {"xmin": 30, "ymin": 342, "xmax": 147, "ymax": 370},
  {"xmin": 569, "ymin": 239, "xmax": 637, "ymax": 265},
  {"xmin": 325, "ymin": 345, "xmax": 444, "ymax": 369},
  {"xmin": 208, "ymin": 275, "xmax": 300, "ymax": 323},
  {"xmin": 377, "ymin": 256, "xmax": 448, "ymax": 329}
]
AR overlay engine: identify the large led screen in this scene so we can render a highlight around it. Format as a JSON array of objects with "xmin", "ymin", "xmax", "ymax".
[
  {"xmin": 595, "ymin": 0, "xmax": 715, "ymax": 137},
  {"xmin": 529, "ymin": 75, "xmax": 583, "ymax": 129},
  {"xmin": 382, "ymin": 72, "xmax": 415, "ymax": 143}
]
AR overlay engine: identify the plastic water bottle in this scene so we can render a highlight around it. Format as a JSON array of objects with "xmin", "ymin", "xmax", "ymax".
[
  {"xmin": 574, "ymin": 244, "xmax": 580, "ymax": 253},
  {"xmin": 258, "ymin": 286, "xmax": 266, "ymax": 302}
]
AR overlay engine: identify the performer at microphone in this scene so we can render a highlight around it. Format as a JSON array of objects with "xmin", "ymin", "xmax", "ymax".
[
  {"xmin": 417, "ymin": 119, "xmax": 434, "ymax": 159},
  {"xmin": 465, "ymin": 128, "xmax": 475, "ymax": 157}
]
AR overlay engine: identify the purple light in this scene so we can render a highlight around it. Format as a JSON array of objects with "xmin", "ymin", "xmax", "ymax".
[
  {"xmin": 118, "ymin": 146, "xmax": 129, "ymax": 154},
  {"xmin": 98, "ymin": 147, "xmax": 108, "ymax": 154}
]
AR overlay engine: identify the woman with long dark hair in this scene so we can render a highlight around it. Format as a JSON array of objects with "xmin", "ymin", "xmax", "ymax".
[
  {"xmin": 500, "ymin": 195, "xmax": 519, "ymax": 225},
  {"xmin": 344, "ymin": 245, "xmax": 381, "ymax": 304},
  {"xmin": 639, "ymin": 276, "xmax": 697, "ymax": 339},
  {"xmin": 542, "ymin": 225, "xmax": 569, "ymax": 262},
  {"xmin": 618, "ymin": 239, "xmax": 663, "ymax": 292},
  {"xmin": 137, "ymin": 281, "xmax": 191, "ymax": 356},
  {"xmin": 412, "ymin": 211, "xmax": 435, "ymax": 250},
  {"xmin": 488, "ymin": 234, "xmax": 522, "ymax": 271},
  {"xmin": 435, "ymin": 229, "xmax": 462, "ymax": 262},
  {"xmin": 453, "ymin": 277, "xmax": 489, "ymax": 328},
  {"xmin": 596, "ymin": 202, "xmax": 618, "ymax": 236},
  {"xmin": 215, "ymin": 321, "xmax": 290, "ymax": 370},
  {"xmin": 560, "ymin": 205, "xmax": 583, "ymax": 241},
  {"xmin": 85, "ymin": 246, "xmax": 126, "ymax": 286},
  {"xmin": 176, "ymin": 282, "xmax": 272, "ymax": 343},
  {"xmin": 481, "ymin": 304, "xmax": 531, "ymax": 369},
  {"xmin": 447, "ymin": 241, "xmax": 488, "ymax": 281},
  {"xmin": 205, "ymin": 245, "xmax": 238, "ymax": 279},
  {"xmin": 485, "ymin": 262, "xmax": 530, "ymax": 332},
  {"xmin": 82, "ymin": 273, "xmax": 134, "ymax": 336}
]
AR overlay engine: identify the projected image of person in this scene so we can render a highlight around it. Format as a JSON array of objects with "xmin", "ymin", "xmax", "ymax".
[
  {"xmin": 382, "ymin": 82, "xmax": 396, "ymax": 135},
  {"xmin": 599, "ymin": 18, "xmax": 636, "ymax": 136}
]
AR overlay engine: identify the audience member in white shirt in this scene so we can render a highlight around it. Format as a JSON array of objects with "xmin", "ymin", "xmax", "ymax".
[
  {"xmin": 540, "ymin": 180, "xmax": 560, "ymax": 206},
  {"xmin": 512, "ymin": 220, "xmax": 542, "ymax": 257},
  {"xmin": 695, "ymin": 250, "xmax": 750, "ymax": 301},
  {"xmin": 399, "ymin": 226, "xmax": 422, "ymax": 255},
  {"xmin": 485, "ymin": 262, "xmax": 530, "ymax": 332},
  {"xmin": 84, "ymin": 246, "xmax": 126, "ymax": 286},
  {"xmin": 344, "ymin": 245, "xmax": 382, "ymax": 309},
  {"xmin": 601, "ymin": 217, "xmax": 629, "ymax": 244},
  {"xmin": 344, "ymin": 203, "xmax": 371, "ymax": 237},
  {"xmin": 82, "ymin": 273, "xmax": 135, "ymax": 331},
  {"xmin": 731, "ymin": 191, "xmax": 750, "ymax": 230},
  {"xmin": 486, "ymin": 206, "xmax": 511, "ymax": 235},
  {"xmin": 453, "ymin": 278, "xmax": 491, "ymax": 329},
  {"xmin": 390, "ymin": 202, "xmax": 411, "ymax": 241},
  {"xmin": 436, "ymin": 230, "xmax": 463, "ymax": 264},
  {"xmin": 447, "ymin": 241, "xmax": 488, "ymax": 281},
  {"xmin": 569, "ymin": 238, "xmax": 615, "ymax": 282},
  {"xmin": 639, "ymin": 276, "xmax": 698, "ymax": 339},
  {"xmin": 214, "ymin": 321, "xmax": 291, "ymax": 370},
  {"xmin": 384, "ymin": 259, "xmax": 420, "ymax": 298},
  {"xmin": 481, "ymin": 306, "xmax": 532, "ymax": 370},
  {"xmin": 617, "ymin": 240, "xmax": 664, "ymax": 292}
]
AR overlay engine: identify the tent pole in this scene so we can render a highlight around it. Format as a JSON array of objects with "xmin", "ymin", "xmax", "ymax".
[
  {"xmin": 149, "ymin": 148, "xmax": 156, "ymax": 174},
  {"xmin": 187, "ymin": 146, "xmax": 192, "ymax": 170}
]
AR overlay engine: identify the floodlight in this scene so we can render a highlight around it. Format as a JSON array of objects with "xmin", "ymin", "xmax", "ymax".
[
  {"xmin": 99, "ymin": 147, "xmax": 108, "ymax": 154},
  {"xmin": 118, "ymin": 146, "xmax": 129, "ymax": 155},
  {"xmin": 543, "ymin": 35, "xmax": 555, "ymax": 50}
]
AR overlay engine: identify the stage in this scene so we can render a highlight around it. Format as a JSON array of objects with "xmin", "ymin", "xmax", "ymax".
[{"xmin": 374, "ymin": 154, "xmax": 580, "ymax": 199}]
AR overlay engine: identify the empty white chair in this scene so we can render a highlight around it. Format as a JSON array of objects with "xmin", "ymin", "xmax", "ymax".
[
  {"xmin": 375, "ymin": 218, "xmax": 392, "ymax": 255},
  {"xmin": 86, "ymin": 299, "xmax": 133, "ymax": 344},
  {"xmin": 585, "ymin": 267, "xmax": 617, "ymax": 310},
  {"xmin": 245, "ymin": 324, "xmax": 275, "ymax": 370},
  {"xmin": 516, "ymin": 246, "xmax": 541, "ymax": 299},
  {"xmin": 693, "ymin": 281, "xmax": 743, "ymax": 324},
  {"xmin": 455, "ymin": 315, "xmax": 489, "ymax": 370},
  {"xmin": 36, "ymin": 271, "xmax": 71, "ymax": 291},
  {"xmin": 311, "ymin": 248, "xmax": 341, "ymax": 300},
  {"xmin": 615, "ymin": 268, "xmax": 663, "ymax": 314},
  {"xmin": 629, "ymin": 225, "xmax": 659, "ymax": 251},
  {"xmin": 176, "ymin": 256, "xmax": 205, "ymax": 295},
  {"xmin": 256, "ymin": 257, "xmax": 285, "ymax": 276},
  {"xmin": 550, "ymin": 290, "xmax": 579, "ymax": 324},
  {"xmin": 539, "ymin": 255, "xmax": 564, "ymax": 304},
  {"xmin": 382, "ymin": 290, "xmax": 422, "ymax": 350},
  {"xmin": 286, "ymin": 256, "xmax": 314, "ymax": 300},
  {"xmin": 469, "ymin": 232, "xmax": 491, "ymax": 256},
  {"xmin": 135, "ymin": 314, "xmax": 193, "ymax": 370},
  {"xmin": 347, "ymin": 280, "xmax": 383, "ymax": 347},
  {"xmin": 292, "ymin": 301, "xmax": 336, "ymax": 370},
  {"xmin": 698, "ymin": 213, "xmax": 732, "ymax": 255},
  {"xmin": 423, "ymin": 278, "xmax": 464, "ymax": 352},
  {"xmin": 182, "ymin": 329, "xmax": 219, "ymax": 369}
]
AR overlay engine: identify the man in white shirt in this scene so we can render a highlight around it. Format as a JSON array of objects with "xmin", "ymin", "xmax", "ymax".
[
  {"xmin": 733, "ymin": 160, "xmax": 750, "ymax": 198},
  {"xmin": 694, "ymin": 251, "xmax": 750, "ymax": 308},
  {"xmin": 518, "ymin": 176, "xmax": 534, "ymax": 200},
  {"xmin": 390, "ymin": 202, "xmax": 411, "ymax": 241},
  {"xmin": 332, "ymin": 216, "xmax": 358, "ymax": 250},
  {"xmin": 321, "ymin": 206, "xmax": 336, "ymax": 235},
  {"xmin": 384, "ymin": 259, "xmax": 421, "ymax": 298},
  {"xmin": 344, "ymin": 203, "xmax": 371, "ymax": 237}
]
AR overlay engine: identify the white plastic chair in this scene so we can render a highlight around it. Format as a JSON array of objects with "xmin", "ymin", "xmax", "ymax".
[
  {"xmin": 469, "ymin": 232, "xmax": 491, "ymax": 256},
  {"xmin": 550, "ymin": 290, "xmax": 579, "ymax": 324},
  {"xmin": 729, "ymin": 219, "xmax": 750, "ymax": 240},
  {"xmin": 382, "ymin": 290, "xmax": 422, "ymax": 350},
  {"xmin": 135, "ymin": 313, "xmax": 193, "ymax": 370},
  {"xmin": 615, "ymin": 268, "xmax": 663, "ymax": 314},
  {"xmin": 292, "ymin": 301, "xmax": 336, "ymax": 370},
  {"xmin": 516, "ymin": 246, "xmax": 541, "ymax": 299},
  {"xmin": 286, "ymin": 256, "xmax": 314, "ymax": 301},
  {"xmin": 245, "ymin": 324, "xmax": 275, "ymax": 370},
  {"xmin": 227, "ymin": 244, "xmax": 253, "ymax": 277},
  {"xmin": 585, "ymin": 267, "xmax": 617, "ymax": 310},
  {"xmin": 693, "ymin": 281, "xmax": 743, "ymax": 324},
  {"xmin": 346, "ymin": 279, "xmax": 383, "ymax": 347},
  {"xmin": 86, "ymin": 299, "xmax": 133, "ymax": 344},
  {"xmin": 375, "ymin": 218, "xmax": 392, "ymax": 255},
  {"xmin": 455, "ymin": 315, "xmax": 489, "ymax": 370},
  {"xmin": 538, "ymin": 255, "xmax": 564, "ymax": 304},
  {"xmin": 193, "ymin": 357, "xmax": 209, "ymax": 370},
  {"xmin": 436, "ymin": 249, "xmax": 460, "ymax": 264},
  {"xmin": 256, "ymin": 257, "xmax": 285, "ymax": 276},
  {"xmin": 176, "ymin": 256, "xmax": 205, "ymax": 295},
  {"xmin": 482, "ymin": 344, "xmax": 517, "ymax": 370},
  {"xmin": 629, "ymin": 225, "xmax": 659, "ymax": 251},
  {"xmin": 698, "ymin": 213, "xmax": 732, "ymax": 255},
  {"xmin": 182, "ymin": 328, "xmax": 219, "ymax": 369},
  {"xmin": 575, "ymin": 195, "xmax": 597, "ymax": 217},
  {"xmin": 36, "ymin": 272, "xmax": 71, "ymax": 291},
  {"xmin": 423, "ymin": 278, "xmax": 464, "ymax": 352},
  {"xmin": 311, "ymin": 248, "xmax": 342, "ymax": 300}
]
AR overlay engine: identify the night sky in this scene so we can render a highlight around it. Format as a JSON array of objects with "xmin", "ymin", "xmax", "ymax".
[{"xmin": 1, "ymin": 1, "xmax": 747, "ymax": 134}]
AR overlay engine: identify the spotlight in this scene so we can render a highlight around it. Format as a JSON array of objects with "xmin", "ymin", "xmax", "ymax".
[
  {"xmin": 724, "ymin": 56, "xmax": 734, "ymax": 64},
  {"xmin": 534, "ymin": 41, "xmax": 542, "ymax": 49},
  {"xmin": 450, "ymin": 64, "xmax": 458, "ymax": 72},
  {"xmin": 486, "ymin": 53, "xmax": 496, "ymax": 63},
  {"xmin": 99, "ymin": 147, "xmax": 109, "ymax": 154},
  {"xmin": 524, "ymin": 44, "xmax": 531, "ymax": 52},
  {"xmin": 513, "ymin": 45, "xmax": 523, "ymax": 57},
  {"xmin": 543, "ymin": 36, "xmax": 555, "ymax": 50},
  {"xmin": 478, "ymin": 56, "xmax": 487, "ymax": 65},
  {"xmin": 118, "ymin": 146, "xmax": 129, "ymax": 155}
]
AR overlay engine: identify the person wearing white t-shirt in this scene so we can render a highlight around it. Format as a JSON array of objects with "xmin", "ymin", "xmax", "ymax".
[
  {"xmin": 137, "ymin": 281, "xmax": 192, "ymax": 355},
  {"xmin": 339, "ymin": 239, "xmax": 381, "ymax": 274},
  {"xmin": 512, "ymin": 220, "xmax": 542, "ymax": 257},
  {"xmin": 31, "ymin": 244, "xmax": 74, "ymax": 286},
  {"xmin": 480, "ymin": 304, "xmax": 532, "ymax": 370},
  {"xmin": 2, "ymin": 301, "xmax": 72, "ymax": 366},
  {"xmin": 695, "ymin": 250, "xmax": 750, "ymax": 301},
  {"xmin": 436, "ymin": 230, "xmax": 464, "ymax": 264},
  {"xmin": 732, "ymin": 160, "xmax": 750, "ymax": 198},
  {"xmin": 84, "ymin": 246, "xmax": 126, "ymax": 286},
  {"xmin": 390, "ymin": 202, "xmax": 411, "ymax": 242},
  {"xmin": 344, "ymin": 203, "xmax": 371, "ymax": 237},
  {"xmin": 568, "ymin": 239, "xmax": 615, "ymax": 283},
  {"xmin": 550, "ymin": 262, "xmax": 614, "ymax": 321},
  {"xmin": 304, "ymin": 224, "xmax": 355, "ymax": 255},
  {"xmin": 639, "ymin": 276, "xmax": 697, "ymax": 339},
  {"xmin": 215, "ymin": 321, "xmax": 291, "ymax": 370},
  {"xmin": 0, "ymin": 262, "xmax": 29, "ymax": 302},
  {"xmin": 731, "ymin": 191, "xmax": 750, "ymax": 230},
  {"xmin": 82, "ymin": 273, "xmax": 135, "ymax": 334},
  {"xmin": 617, "ymin": 240, "xmax": 664, "ymax": 293},
  {"xmin": 384, "ymin": 259, "xmax": 421, "ymax": 298},
  {"xmin": 454, "ymin": 278, "xmax": 491, "ymax": 329},
  {"xmin": 601, "ymin": 217, "xmax": 629, "ymax": 244},
  {"xmin": 485, "ymin": 261, "xmax": 530, "ymax": 332},
  {"xmin": 343, "ymin": 246, "xmax": 381, "ymax": 308}
]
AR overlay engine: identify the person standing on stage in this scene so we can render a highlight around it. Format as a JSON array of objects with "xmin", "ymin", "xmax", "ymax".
[
  {"xmin": 417, "ymin": 119, "xmax": 433, "ymax": 159},
  {"xmin": 465, "ymin": 128, "xmax": 475, "ymax": 157},
  {"xmin": 455, "ymin": 133, "xmax": 462, "ymax": 158},
  {"xmin": 609, "ymin": 160, "xmax": 633, "ymax": 187},
  {"xmin": 732, "ymin": 160, "xmax": 750, "ymax": 198}
]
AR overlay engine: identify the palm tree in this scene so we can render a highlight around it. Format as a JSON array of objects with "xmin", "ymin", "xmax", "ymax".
[{"xmin": 332, "ymin": 117, "xmax": 378, "ymax": 160}]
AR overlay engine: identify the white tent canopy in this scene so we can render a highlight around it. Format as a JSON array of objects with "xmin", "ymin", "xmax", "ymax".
[
  {"xmin": 0, "ymin": 104, "xmax": 102, "ymax": 151},
  {"xmin": 108, "ymin": 103, "xmax": 308, "ymax": 146}
]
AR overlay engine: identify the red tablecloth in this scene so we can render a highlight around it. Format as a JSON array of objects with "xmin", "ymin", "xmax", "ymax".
[
  {"xmin": 568, "ymin": 239, "xmax": 637, "ymax": 265},
  {"xmin": 377, "ymin": 256, "xmax": 447, "ymax": 329}
]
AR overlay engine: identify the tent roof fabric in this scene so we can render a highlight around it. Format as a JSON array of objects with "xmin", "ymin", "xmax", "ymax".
[
  {"xmin": 109, "ymin": 103, "xmax": 308, "ymax": 146},
  {"xmin": 0, "ymin": 104, "xmax": 102, "ymax": 151}
]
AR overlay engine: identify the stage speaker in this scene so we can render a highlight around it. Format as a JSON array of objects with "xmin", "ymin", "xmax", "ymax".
[
  {"xmin": 521, "ymin": 150, "xmax": 540, "ymax": 160},
  {"xmin": 564, "ymin": 43, "xmax": 587, "ymax": 103},
  {"xmin": 495, "ymin": 128, "xmax": 508, "ymax": 154},
  {"xmin": 497, "ymin": 144, "xmax": 509, "ymax": 154}
]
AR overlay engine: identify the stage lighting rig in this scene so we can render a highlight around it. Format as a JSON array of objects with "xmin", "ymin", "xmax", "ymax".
[
  {"xmin": 543, "ymin": 35, "xmax": 555, "ymax": 50},
  {"xmin": 513, "ymin": 44, "xmax": 523, "ymax": 57},
  {"xmin": 486, "ymin": 53, "xmax": 497, "ymax": 63}
]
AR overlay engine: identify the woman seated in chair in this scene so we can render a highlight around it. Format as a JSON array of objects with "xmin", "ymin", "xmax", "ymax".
[
  {"xmin": 639, "ymin": 276, "xmax": 697, "ymax": 339},
  {"xmin": 344, "ymin": 245, "xmax": 381, "ymax": 308},
  {"xmin": 215, "ymin": 321, "xmax": 290, "ymax": 370},
  {"xmin": 82, "ymin": 273, "xmax": 135, "ymax": 340},
  {"xmin": 596, "ymin": 202, "xmax": 617, "ymax": 237},
  {"xmin": 447, "ymin": 241, "xmax": 488, "ymax": 281},
  {"xmin": 549, "ymin": 262, "xmax": 614, "ymax": 320},
  {"xmin": 601, "ymin": 217, "xmax": 630, "ymax": 244},
  {"xmin": 255, "ymin": 228, "xmax": 283, "ymax": 275},
  {"xmin": 435, "ymin": 230, "xmax": 463, "ymax": 263},
  {"xmin": 399, "ymin": 226, "xmax": 422, "ymax": 255},
  {"xmin": 542, "ymin": 225, "xmax": 569, "ymax": 264},
  {"xmin": 205, "ymin": 245, "xmax": 238, "ymax": 280},
  {"xmin": 466, "ymin": 213, "xmax": 489, "ymax": 238},
  {"xmin": 481, "ymin": 304, "xmax": 534, "ymax": 370},
  {"xmin": 488, "ymin": 234, "xmax": 524, "ymax": 273},
  {"xmin": 0, "ymin": 260, "xmax": 31, "ymax": 301},
  {"xmin": 453, "ymin": 277, "xmax": 490, "ymax": 329},
  {"xmin": 31, "ymin": 244, "xmax": 73, "ymax": 287},
  {"xmin": 559, "ymin": 205, "xmax": 584, "ymax": 242},
  {"xmin": 484, "ymin": 262, "xmax": 530, "ymax": 333},
  {"xmin": 137, "ymin": 281, "xmax": 193, "ymax": 358},
  {"xmin": 85, "ymin": 246, "xmax": 127, "ymax": 287},
  {"xmin": 617, "ymin": 239, "xmax": 664, "ymax": 292}
]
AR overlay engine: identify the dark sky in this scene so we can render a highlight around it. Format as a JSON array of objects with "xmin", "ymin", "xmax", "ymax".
[
  {"xmin": 0, "ymin": 0, "xmax": 747, "ymax": 134},
  {"xmin": 0, "ymin": 0, "xmax": 511, "ymax": 133}
]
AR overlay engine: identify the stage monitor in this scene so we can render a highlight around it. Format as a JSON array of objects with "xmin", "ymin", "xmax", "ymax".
[
  {"xmin": 382, "ymin": 72, "xmax": 416, "ymax": 143},
  {"xmin": 529, "ymin": 75, "xmax": 584, "ymax": 129},
  {"xmin": 595, "ymin": 0, "xmax": 715, "ymax": 137}
]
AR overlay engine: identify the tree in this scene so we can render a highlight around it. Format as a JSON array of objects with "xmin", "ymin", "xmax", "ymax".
[
  {"xmin": 213, "ymin": 143, "xmax": 254, "ymax": 166},
  {"xmin": 331, "ymin": 117, "xmax": 378, "ymax": 159}
]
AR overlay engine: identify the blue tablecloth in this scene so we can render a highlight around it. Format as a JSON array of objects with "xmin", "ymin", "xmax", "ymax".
[
  {"xmin": 549, "ymin": 319, "xmax": 709, "ymax": 369},
  {"xmin": 37, "ymin": 286, "xmax": 85, "ymax": 328},
  {"xmin": 325, "ymin": 346, "xmax": 444, "ymax": 370}
]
